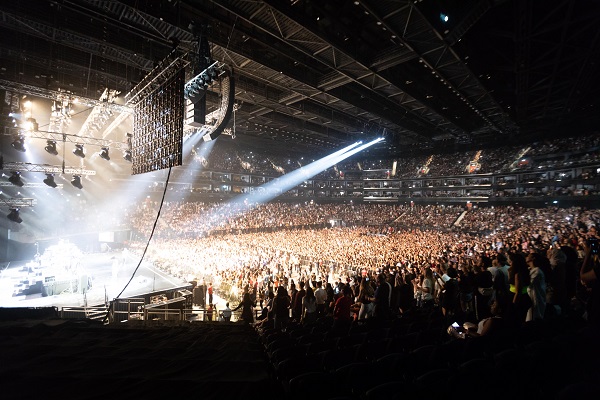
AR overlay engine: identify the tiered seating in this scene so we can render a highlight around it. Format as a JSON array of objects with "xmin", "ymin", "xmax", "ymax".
[
  {"xmin": 0, "ymin": 312, "xmax": 277, "ymax": 400},
  {"xmin": 257, "ymin": 311, "xmax": 600, "ymax": 400},
  {"xmin": 1, "ymin": 307, "xmax": 598, "ymax": 400}
]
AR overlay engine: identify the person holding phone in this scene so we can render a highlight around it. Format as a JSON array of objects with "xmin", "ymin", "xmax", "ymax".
[{"xmin": 447, "ymin": 300, "xmax": 505, "ymax": 339}]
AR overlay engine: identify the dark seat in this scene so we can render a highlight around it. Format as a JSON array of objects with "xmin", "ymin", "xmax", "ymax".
[
  {"xmin": 364, "ymin": 380, "xmax": 419, "ymax": 400},
  {"xmin": 288, "ymin": 371, "xmax": 336, "ymax": 400},
  {"xmin": 321, "ymin": 346, "xmax": 358, "ymax": 372},
  {"xmin": 455, "ymin": 358, "xmax": 494, "ymax": 393},
  {"xmin": 414, "ymin": 368, "xmax": 453, "ymax": 400}
]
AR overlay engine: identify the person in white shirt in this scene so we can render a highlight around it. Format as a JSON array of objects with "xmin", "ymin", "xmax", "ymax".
[
  {"xmin": 220, "ymin": 302, "xmax": 233, "ymax": 322},
  {"xmin": 314, "ymin": 281, "xmax": 327, "ymax": 317}
]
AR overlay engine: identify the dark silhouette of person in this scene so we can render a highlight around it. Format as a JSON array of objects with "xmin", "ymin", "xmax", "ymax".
[{"xmin": 233, "ymin": 291, "xmax": 255, "ymax": 324}]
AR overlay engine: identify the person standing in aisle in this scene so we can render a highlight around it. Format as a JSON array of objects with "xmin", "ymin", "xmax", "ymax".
[{"xmin": 208, "ymin": 283, "xmax": 214, "ymax": 306}]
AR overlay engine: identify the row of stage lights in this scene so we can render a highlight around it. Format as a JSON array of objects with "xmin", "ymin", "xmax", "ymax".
[
  {"xmin": 12, "ymin": 136, "xmax": 132, "ymax": 162},
  {"xmin": 10, "ymin": 115, "xmax": 132, "ymax": 161},
  {"xmin": 7, "ymin": 170, "xmax": 83, "ymax": 189},
  {"xmin": 9, "ymin": 139, "xmax": 131, "ymax": 190},
  {"xmin": 3, "ymin": 96, "xmax": 128, "ymax": 224},
  {"xmin": 7, "ymin": 126, "xmax": 130, "ymax": 193}
]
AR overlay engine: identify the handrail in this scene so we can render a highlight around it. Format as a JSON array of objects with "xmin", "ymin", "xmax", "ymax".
[{"xmin": 57, "ymin": 304, "xmax": 264, "ymax": 324}]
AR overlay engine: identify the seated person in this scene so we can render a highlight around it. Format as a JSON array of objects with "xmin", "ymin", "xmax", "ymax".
[
  {"xmin": 447, "ymin": 300, "xmax": 505, "ymax": 339},
  {"xmin": 220, "ymin": 302, "xmax": 232, "ymax": 322}
]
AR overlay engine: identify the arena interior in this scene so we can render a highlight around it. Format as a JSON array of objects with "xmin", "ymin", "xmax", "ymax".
[{"xmin": 0, "ymin": 1, "xmax": 600, "ymax": 399}]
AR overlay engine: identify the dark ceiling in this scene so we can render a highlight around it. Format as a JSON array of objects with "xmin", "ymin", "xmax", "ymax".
[{"xmin": 1, "ymin": 0, "xmax": 599, "ymax": 158}]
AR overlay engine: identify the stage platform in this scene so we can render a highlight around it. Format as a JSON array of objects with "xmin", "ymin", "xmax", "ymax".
[{"xmin": 0, "ymin": 249, "xmax": 191, "ymax": 310}]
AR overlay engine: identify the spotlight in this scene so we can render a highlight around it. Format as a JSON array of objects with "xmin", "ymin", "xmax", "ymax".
[
  {"xmin": 73, "ymin": 144, "xmax": 86, "ymax": 158},
  {"xmin": 43, "ymin": 174, "xmax": 57, "ymax": 188},
  {"xmin": 11, "ymin": 136, "xmax": 26, "ymax": 152},
  {"xmin": 45, "ymin": 140, "xmax": 58, "ymax": 155},
  {"xmin": 7, "ymin": 208, "xmax": 22, "ymax": 224},
  {"xmin": 8, "ymin": 171, "xmax": 24, "ymax": 187},
  {"xmin": 123, "ymin": 150, "xmax": 132, "ymax": 162},
  {"xmin": 71, "ymin": 175, "xmax": 83, "ymax": 189},
  {"xmin": 25, "ymin": 118, "xmax": 38, "ymax": 131},
  {"xmin": 99, "ymin": 147, "xmax": 110, "ymax": 161}
]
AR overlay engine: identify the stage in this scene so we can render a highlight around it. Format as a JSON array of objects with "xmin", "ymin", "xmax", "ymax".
[{"xmin": 0, "ymin": 248, "xmax": 191, "ymax": 310}]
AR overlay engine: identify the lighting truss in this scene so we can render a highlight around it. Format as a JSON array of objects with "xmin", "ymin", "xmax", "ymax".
[
  {"xmin": 0, "ymin": 79, "xmax": 131, "ymax": 114},
  {"xmin": 2, "ymin": 161, "xmax": 96, "ymax": 176},
  {"xmin": 48, "ymin": 90, "xmax": 73, "ymax": 134},
  {"xmin": 0, "ymin": 198, "xmax": 36, "ymax": 207},
  {"xmin": 102, "ymin": 112, "xmax": 130, "ymax": 139},
  {"xmin": 2, "ymin": 127, "xmax": 130, "ymax": 152},
  {"xmin": 0, "ymin": 181, "xmax": 64, "ymax": 189},
  {"xmin": 0, "ymin": 80, "xmax": 131, "ymax": 140},
  {"xmin": 77, "ymin": 88, "xmax": 120, "ymax": 139}
]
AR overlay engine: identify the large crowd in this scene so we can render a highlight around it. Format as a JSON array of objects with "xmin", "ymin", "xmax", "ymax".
[
  {"xmin": 125, "ymin": 201, "xmax": 600, "ymax": 329},
  {"xmin": 126, "ymin": 201, "xmax": 407, "ymax": 239},
  {"xmin": 24, "ymin": 131, "xmax": 599, "ymax": 241},
  {"xmin": 200, "ymin": 131, "xmax": 600, "ymax": 179}
]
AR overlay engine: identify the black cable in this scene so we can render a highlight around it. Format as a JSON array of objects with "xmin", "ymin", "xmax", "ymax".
[{"xmin": 102, "ymin": 166, "xmax": 173, "ymax": 323}]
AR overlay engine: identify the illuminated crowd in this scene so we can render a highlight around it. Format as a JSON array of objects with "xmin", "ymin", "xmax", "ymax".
[
  {"xmin": 204, "ymin": 131, "xmax": 600, "ymax": 178},
  {"xmin": 126, "ymin": 201, "xmax": 407, "ymax": 239},
  {"xmin": 125, "ymin": 203, "xmax": 599, "ymax": 315}
]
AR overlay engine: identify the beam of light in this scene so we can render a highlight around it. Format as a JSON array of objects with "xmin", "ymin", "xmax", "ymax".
[
  {"xmin": 188, "ymin": 137, "xmax": 216, "ymax": 164},
  {"xmin": 165, "ymin": 135, "xmax": 216, "ymax": 202},
  {"xmin": 182, "ymin": 128, "xmax": 206, "ymax": 157},
  {"xmin": 238, "ymin": 138, "xmax": 382, "ymax": 205},
  {"xmin": 308, "ymin": 140, "xmax": 362, "ymax": 165},
  {"xmin": 85, "ymin": 136, "xmax": 217, "ymax": 246},
  {"xmin": 196, "ymin": 138, "xmax": 382, "ymax": 232},
  {"xmin": 325, "ymin": 137, "xmax": 384, "ymax": 166},
  {"xmin": 94, "ymin": 138, "xmax": 218, "ymax": 252}
]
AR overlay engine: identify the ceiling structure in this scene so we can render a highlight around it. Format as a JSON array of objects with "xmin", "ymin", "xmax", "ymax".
[{"xmin": 1, "ymin": 0, "xmax": 599, "ymax": 159}]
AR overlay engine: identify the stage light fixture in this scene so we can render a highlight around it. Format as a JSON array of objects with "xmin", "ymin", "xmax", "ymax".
[
  {"xmin": 8, "ymin": 171, "xmax": 24, "ymax": 187},
  {"xmin": 71, "ymin": 175, "xmax": 83, "ymax": 189},
  {"xmin": 7, "ymin": 208, "xmax": 22, "ymax": 224},
  {"xmin": 99, "ymin": 147, "xmax": 110, "ymax": 161},
  {"xmin": 123, "ymin": 150, "xmax": 132, "ymax": 162},
  {"xmin": 25, "ymin": 117, "xmax": 39, "ymax": 131},
  {"xmin": 43, "ymin": 174, "xmax": 57, "ymax": 188},
  {"xmin": 45, "ymin": 140, "xmax": 58, "ymax": 155},
  {"xmin": 11, "ymin": 136, "xmax": 26, "ymax": 152},
  {"xmin": 73, "ymin": 144, "xmax": 86, "ymax": 158}
]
